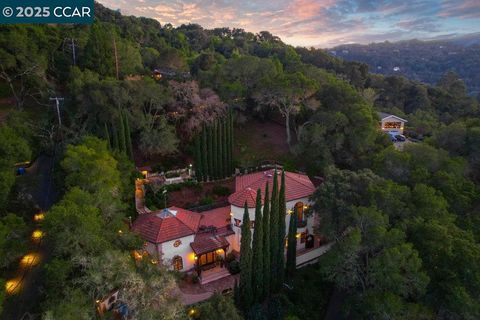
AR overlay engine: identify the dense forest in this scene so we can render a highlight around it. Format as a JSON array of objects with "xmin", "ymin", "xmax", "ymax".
[
  {"xmin": 330, "ymin": 36, "xmax": 480, "ymax": 96},
  {"xmin": 0, "ymin": 2, "xmax": 479, "ymax": 319}
]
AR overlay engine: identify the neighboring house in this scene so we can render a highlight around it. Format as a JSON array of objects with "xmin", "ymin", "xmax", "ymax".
[
  {"xmin": 132, "ymin": 169, "xmax": 327, "ymax": 283},
  {"xmin": 378, "ymin": 112, "xmax": 408, "ymax": 135}
]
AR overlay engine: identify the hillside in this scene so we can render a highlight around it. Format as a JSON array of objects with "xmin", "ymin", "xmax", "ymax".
[
  {"xmin": 0, "ymin": 2, "xmax": 479, "ymax": 320},
  {"xmin": 330, "ymin": 35, "xmax": 480, "ymax": 96}
]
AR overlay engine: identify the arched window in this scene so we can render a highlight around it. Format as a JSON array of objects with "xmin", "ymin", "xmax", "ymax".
[
  {"xmin": 172, "ymin": 255, "xmax": 183, "ymax": 271},
  {"xmin": 295, "ymin": 202, "xmax": 304, "ymax": 222}
]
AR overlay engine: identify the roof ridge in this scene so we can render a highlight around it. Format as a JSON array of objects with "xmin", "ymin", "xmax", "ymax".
[{"xmin": 285, "ymin": 171, "xmax": 314, "ymax": 189}]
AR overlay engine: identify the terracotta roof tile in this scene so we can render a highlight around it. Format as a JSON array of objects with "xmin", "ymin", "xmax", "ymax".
[
  {"xmin": 132, "ymin": 208, "xmax": 195, "ymax": 243},
  {"xmin": 198, "ymin": 206, "xmax": 231, "ymax": 229},
  {"xmin": 228, "ymin": 169, "xmax": 315, "ymax": 207},
  {"xmin": 173, "ymin": 206, "xmax": 202, "ymax": 231},
  {"xmin": 190, "ymin": 234, "xmax": 230, "ymax": 255}
]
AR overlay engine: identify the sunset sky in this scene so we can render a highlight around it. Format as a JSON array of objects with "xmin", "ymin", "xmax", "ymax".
[{"xmin": 97, "ymin": 0, "xmax": 480, "ymax": 48}]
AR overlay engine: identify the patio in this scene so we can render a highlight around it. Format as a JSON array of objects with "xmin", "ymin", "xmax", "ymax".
[{"xmin": 178, "ymin": 272, "xmax": 239, "ymax": 305}]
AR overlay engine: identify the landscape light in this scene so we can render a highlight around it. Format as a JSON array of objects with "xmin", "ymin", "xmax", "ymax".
[
  {"xmin": 5, "ymin": 278, "xmax": 21, "ymax": 295},
  {"xmin": 34, "ymin": 213, "xmax": 45, "ymax": 222},
  {"xmin": 20, "ymin": 253, "xmax": 40, "ymax": 268},
  {"xmin": 32, "ymin": 230, "xmax": 44, "ymax": 240}
]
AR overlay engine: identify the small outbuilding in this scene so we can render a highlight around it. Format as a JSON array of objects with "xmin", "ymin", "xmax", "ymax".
[{"xmin": 378, "ymin": 112, "xmax": 407, "ymax": 135}]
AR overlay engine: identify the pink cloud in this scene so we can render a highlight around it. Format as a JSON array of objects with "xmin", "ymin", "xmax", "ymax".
[{"xmin": 440, "ymin": 0, "xmax": 480, "ymax": 19}]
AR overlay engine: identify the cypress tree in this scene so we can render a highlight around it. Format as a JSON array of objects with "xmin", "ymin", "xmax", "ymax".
[
  {"xmin": 218, "ymin": 119, "xmax": 224, "ymax": 179},
  {"xmin": 286, "ymin": 207, "xmax": 297, "ymax": 277},
  {"xmin": 104, "ymin": 122, "xmax": 111, "ymax": 149},
  {"xmin": 212, "ymin": 121, "xmax": 218, "ymax": 180},
  {"xmin": 222, "ymin": 118, "xmax": 228, "ymax": 178},
  {"xmin": 229, "ymin": 109, "xmax": 234, "ymax": 174},
  {"xmin": 225, "ymin": 110, "xmax": 230, "ymax": 175},
  {"xmin": 277, "ymin": 170, "xmax": 287, "ymax": 288},
  {"xmin": 207, "ymin": 124, "xmax": 214, "ymax": 180},
  {"xmin": 124, "ymin": 111, "xmax": 133, "ymax": 159},
  {"xmin": 251, "ymin": 188, "xmax": 264, "ymax": 303},
  {"xmin": 194, "ymin": 134, "xmax": 203, "ymax": 182},
  {"xmin": 239, "ymin": 202, "xmax": 253, "ymax": 310},
  {"xmin": 262, "ymin": 182, "xmax": 271, "ymax": 298},
  {"xmin": 118, "ymin": 111, "xmax": 127, "ymax": 154},
  {"xmin": 269, "ymin": 170, "xmax": 279, "ymax": 292},
  {"xmin": 201, "ymin": 126, "xmax": 208, "ymax": 181},
  {"xmin": 234, "ymin": 280, "xmax": 240, "ymax": 308}
]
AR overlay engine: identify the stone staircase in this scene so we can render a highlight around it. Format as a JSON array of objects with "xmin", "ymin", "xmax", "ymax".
[{"xmin": 200, "ymin": 268, "xmax": 231, "ymax": 285}]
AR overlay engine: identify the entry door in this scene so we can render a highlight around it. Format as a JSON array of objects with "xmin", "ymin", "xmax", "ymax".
[{"xmin": 199, "ymin": 252, "xmax": 215, "ymax": 266}]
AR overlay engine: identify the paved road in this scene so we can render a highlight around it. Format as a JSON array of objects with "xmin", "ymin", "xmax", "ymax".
[{"xmin": 2, "ymin": 155, "xmax": 58, "ymax": 320}]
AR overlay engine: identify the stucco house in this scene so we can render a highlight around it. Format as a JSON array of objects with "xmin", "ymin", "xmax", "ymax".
[
  {"xmin": 378, "ymin": 112, "xmax": 408, "ymax": 135},
  {"xmin": 132, "ymin": 169, "xmax": 328, "ymax": 284}
]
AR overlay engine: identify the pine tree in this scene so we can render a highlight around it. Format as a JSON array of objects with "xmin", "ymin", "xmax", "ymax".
[
  {"xmin": 277, "ymin": 170, "xmax": 287, "ymax": 288},
  {"xmin": 207, "ymin": 124, "xmax": 214, "ymax": 180},
  {"xmin": 118, "ymin": 111, "xmax": 127, "ymax": 154},
  {"xmin": 194, "ymin": 134, "xmax": 203, "ymax": 182},
  {"xmin": 218, "ymin": 119, "xmax": 224, "ymax": 179},
  {"xmin": 251, "ymin": 188, "xmax": 264, "ymax": 303},
  {"xmin": 124, "ymin": 111, "xmax": 133, "ymax": 159},
  {"xmin": 201, "ymin": 126, "xmax": 208, "ymax": 181},
  {"xmin": 286, "ymin": 207, "xmax": 297, "ymax": 277},
  {"xmin": 269, "ymin": 170, "xmax": 279, "ymax": 292},
  {"xmin": 262, "ymin": 182, "xmax": 271, "ymax": 298},
  {"xmin": 104, "ymin": 122, "xmax": 111, "ymax": 149},
  {"xmin": 239, "ymin": 202, "xmax": 253, "ymax": 309}
]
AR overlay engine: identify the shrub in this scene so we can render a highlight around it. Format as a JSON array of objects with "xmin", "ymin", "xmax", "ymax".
[
  {"xmin": 199, "ymin": 196, "xmax": 213, "ymax": 206},
  {"xmin": 212, "ymin": 185, "xmax": 231, "ymax": 197},
  {"xmin": 225, "ymin": 252, "xmax": 236, "ymax": 263},
  {"xmin": 228, "ymin": 260, "xmax": 240, "ymax": 274}
]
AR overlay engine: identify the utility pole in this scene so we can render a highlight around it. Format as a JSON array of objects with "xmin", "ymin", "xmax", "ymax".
[
  {"xmin": 71, "ymin": 38, "xmax": 76, "ymax": 66},
  {"xmin": 49, "ymin": 97, "xmax": 64, "ymax": 140},
  {"xmin": 113, "ymin": 36, "xmax": 119, "ymax": 80},
  {"xmin": 62, "ymin": 38, "xmax": 76, "ymax": 66}
]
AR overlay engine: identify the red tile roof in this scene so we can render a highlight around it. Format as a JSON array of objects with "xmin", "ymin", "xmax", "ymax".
[
  {"xmin": 228, "ymin": 169, "xmax": 315, "ymax": 207},
  {"xmin": 190, "ymin": 234, "xmax": 230, "ymax": 255},
  {"xmin": 174, "ymin": 206, "xmax": 202, "ymax": 231},
  {"xmin": 132, "ymin": 209, "xmax": 195, "ymax": 243},
  {"xmin": 132, "ymin": 206, "xmax": 233, "ymax": 244},
  {"xmin": 198, "ymin": 206, "xmax": 231, "ymax": 229}
]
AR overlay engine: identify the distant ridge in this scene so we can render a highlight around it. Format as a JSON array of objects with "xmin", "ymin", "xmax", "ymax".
[{"xmin": 328, "ymin": 33, "xmax": 480, "ymax": 95}]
